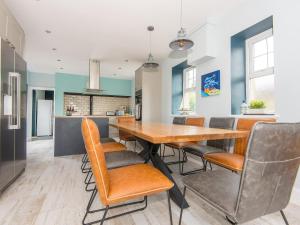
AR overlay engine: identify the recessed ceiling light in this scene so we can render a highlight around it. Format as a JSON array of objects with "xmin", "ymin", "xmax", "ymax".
[
  {"xmin": 45, "ymin": 30, "xmax": 51, "ymax": 34},
  {"xmin": 52, "ymin": 48, "xmax": 57, "ymax": 51}
]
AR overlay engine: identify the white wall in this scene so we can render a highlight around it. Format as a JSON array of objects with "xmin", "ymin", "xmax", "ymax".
[
  {"xmin": 142, "ymin": 69, "xmax": 162, "ymax": 122},
  {"xmin": 160, "ymin": 0, "xmax": 300, "ymax": 189}
]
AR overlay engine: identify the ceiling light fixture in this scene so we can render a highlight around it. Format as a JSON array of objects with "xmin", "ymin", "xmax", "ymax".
[
  {"xmin": 169, "ymin": 0, "xmax": 194, "ymax": 51},
  {"xmin": 143, "ymin": 26, "xmax": 159, "ymax": 69}
]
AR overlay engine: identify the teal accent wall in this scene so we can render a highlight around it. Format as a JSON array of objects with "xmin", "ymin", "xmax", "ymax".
[
  {"xmin": 172, "ymin": 61, "xmax": 190, "ymax": 115},
  {"xmin": 55, "ymin": 73, "xmax": 88, "ymax": 116},
  {"xmin": 55, "ymin": 73, "xmax": 132, "ymax": 116},
  {"xmin": 101, "ymin": 77, "xmax": 132, "ymax": 96},
  {"xmin": 231, "ymin": 16, "xmax": 273, "ymax": 114}
]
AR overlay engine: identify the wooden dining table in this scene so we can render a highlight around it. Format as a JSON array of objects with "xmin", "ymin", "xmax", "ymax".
[{"xmin": 110, "ymin": 121, "xmax": 248, "ymax": 208}]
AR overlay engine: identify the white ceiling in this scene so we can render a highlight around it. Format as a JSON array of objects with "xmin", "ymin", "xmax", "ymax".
[{"xmin": 4, "ymin": 0, "xmax": 245, "ymax": 78}]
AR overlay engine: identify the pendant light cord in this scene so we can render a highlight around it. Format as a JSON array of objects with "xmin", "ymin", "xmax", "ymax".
[
  {"xmin": 180, "ymin": 0, "xmax": 183, "ymax": 28},
  {"xmin": 149, "ymin": 30, "xmax": 152, "ymax": 55}
]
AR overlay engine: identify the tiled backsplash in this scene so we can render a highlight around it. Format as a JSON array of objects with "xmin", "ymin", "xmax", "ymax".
[
  {"xmin": 64, "ymin": 94, "xmax": 90, "ymax": 115},
  {"xmin": 64, "ymin": 94, "xmax": 130, "ymax": 116},
  {"xmin": 93, "ymin": 96, "xmax": 130, "ymax": 115}
]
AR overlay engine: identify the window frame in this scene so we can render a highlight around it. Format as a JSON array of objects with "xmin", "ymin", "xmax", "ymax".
[
  {"xmin": 245, "ymin": 29, "xmax": 275, "ymax": 109},
  {"xmin": 182, "ymin": 67, "xmax": 197, "ymax": 113}
]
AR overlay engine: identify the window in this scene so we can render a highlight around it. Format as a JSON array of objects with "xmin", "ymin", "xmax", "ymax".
[
  {"xmin": 246, "ymin": 29, "xmax": 275, "ymax": 113},
  {"xmin": 182, "ymin": 67, "xmax": 196, "ymax": 113}
]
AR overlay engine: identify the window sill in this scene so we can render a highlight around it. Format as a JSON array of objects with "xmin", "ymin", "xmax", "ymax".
[{"xmin": 231, "ymin": 114, "xmax": 279, "ymax": 118}]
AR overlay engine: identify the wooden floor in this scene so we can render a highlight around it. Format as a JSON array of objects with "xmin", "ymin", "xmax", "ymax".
[{"xmin": 0, "ymin": 139, "xmax": 299, "ymax": 225}]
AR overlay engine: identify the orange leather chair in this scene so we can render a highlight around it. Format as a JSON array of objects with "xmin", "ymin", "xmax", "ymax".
[
  {"xmin": 204, "ymin": 118, "xmax": 276, "ymax": 172},
  {"xmin": 81, "ymin": 118, "xmax": 144, "ymax": 192},
  {"xmin": 81, "ymin": 127, "xmax": 126, "ymax": 174},
  {"xmin": 117, "ymin": 116, "xmax": 137, "ymax": 150},
  {"xmin": 81, "ymin": 118, "xmax": 174, "ymax": 225},
  {"xmin": 163, "ymin": 117, "xmax": 205, "ymax": 174}
]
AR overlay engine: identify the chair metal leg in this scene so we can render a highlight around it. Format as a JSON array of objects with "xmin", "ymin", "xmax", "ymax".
[
  {"xmin": 165, "ymin": 148, "xmax": 187, "ymax": 166},
  {"xmin": 179, "ymin": 186, "xmax": 187, "ymax": 225},
  {"xmin": 280, "ymin": 210, "xmax": 289, "ymax": 225},
  {"xmin": 85, "ymin": 171, "xmax": 95, "ymax": 192},
  {"xmin": 82, "ymin": 187, "xmax": 148, "ymax": 225},
  {"xmin": 82, "ymin": 153, "xmax": 87, "ymax": 163},
  {"xmin": 84, "ymin": 169, "xmax": 92, "ymax": 184},
  {"xmin": 178, "ymin": 149, "xmax": 181, "ymax": 173},
  {"xmin": 180, "ymin": 152, "xmax": 206, "ymax": 176},
  {"xmin": 134, "ymin": 140, "xmax": 137, "ymax": 151},
  {"xmin": 162, "ymin": 145, "xmax": 176, "ymax": 158},
  {"xmin": 167, "ymin": 191, "xmax": 173, "ymax": 225}
]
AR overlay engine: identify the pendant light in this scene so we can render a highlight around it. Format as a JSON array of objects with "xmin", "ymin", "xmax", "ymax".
[
  {"xmin": 143, "ymin": 26, "xmax": 159, "ymax": 69},
  {"xmin": 169, "ymin": 0, "xmax": 194, "ymax": 51}
]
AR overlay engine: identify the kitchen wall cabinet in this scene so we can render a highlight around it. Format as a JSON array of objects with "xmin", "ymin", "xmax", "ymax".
[
  {"xmin": 0, "ymin": 1, "xmax": 25, "ymax": 56},
  {"xmin": 135, "ymin": 67, "xmax": 161, "ymax": 122},
  {"xmin": 187, "ymin": 23, "xmax": 216, "ymax": 65},
  {"xmin": 135, "ymin": 69, "xmax": 142, "ymax": 91},
  {"xmin": 0, "ymin": 5, "xmax": 6, "ymax": 38}
]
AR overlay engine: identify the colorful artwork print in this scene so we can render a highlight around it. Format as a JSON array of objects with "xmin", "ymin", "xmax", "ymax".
[{"xmin": 201, "ymin": 70, "xmax": 221, "ymax": 97}]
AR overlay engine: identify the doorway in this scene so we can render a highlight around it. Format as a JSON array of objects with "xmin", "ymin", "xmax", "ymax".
[{"xmin": 30, "ymin": 89, "xmax": 54, "ymax": 140}]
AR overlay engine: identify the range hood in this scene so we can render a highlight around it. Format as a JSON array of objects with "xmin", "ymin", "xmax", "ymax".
[{"xmin": 85, "ymin": 59, "xmax": 104, "ymax": 94}]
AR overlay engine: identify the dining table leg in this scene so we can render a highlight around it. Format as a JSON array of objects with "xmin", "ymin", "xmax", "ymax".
[{"xmin": 137, "ymin": 138, "xmax": 189, "ymax": 209}]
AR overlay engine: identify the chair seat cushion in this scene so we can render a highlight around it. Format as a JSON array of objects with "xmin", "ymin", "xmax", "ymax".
[
  {"xmin": 102, "ymin": 142, "xmax": 126, "ymax": 153},
  {"xmin": 105, "ymin": 151, "xmax": 145, "ymax": 169},
  {"xmin": 107, "ymin": 164, "xmax": 174, "ymax": 204},
  {"xmin": 184, "ymin": 144, "xmax": 224, "ymax": 157},
  {"xmin": 182, "ymin": 170, "xmax": 240, "ymax": 215},
  {"xmin": 165, "ymin": 141, "xmax": 197, "ymax": 149},
  {"xmin": 204, "ymin": 153, "xmax": 244, "ymax": 172},
  {"xmin": 100, "ymin": 137, "xmax": 116, "ymax": 143}
]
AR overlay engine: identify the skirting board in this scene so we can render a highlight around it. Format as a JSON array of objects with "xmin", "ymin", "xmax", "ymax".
[{"xmin": 291, "ymin": 187, "xmax": 300, "ymax": 204}]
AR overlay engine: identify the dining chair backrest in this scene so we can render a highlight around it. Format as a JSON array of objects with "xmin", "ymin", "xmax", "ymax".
[
  {"xmin": 234, "ymin": 122, "xmax": 300, "ymax": 223},
  {"xmin": 117, "ymin": 116, "xmax": 135, "ymax": 123},
  {"xmin": 81, "ymin": 118, "xmax": 110, "ymax": 206},
  {"xmin": 117, "ymin": 116, "xmax": 135, "ymax": 138},
  {"xmin": 173, "ymin": 117, "xmax": 186, "ymax": 125},
  {"xmin": 185, "ymin": 117, "xmax": 205, "ymax": 127},
  {"xmin": 234, "ymin": 118, "xmax": 276, "ymax": 155},
  {"xmin": 207, "ymin": 117, "xmax": 235, "ymax": 151},
  {"xmin": 81, "ymin": 118, "xmax": 101, "ymax": 148}
]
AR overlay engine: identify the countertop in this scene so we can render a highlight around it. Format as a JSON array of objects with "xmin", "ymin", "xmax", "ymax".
[{"xmin": 55, "ymin": 115, "xmax": 134, "ymax": 118}]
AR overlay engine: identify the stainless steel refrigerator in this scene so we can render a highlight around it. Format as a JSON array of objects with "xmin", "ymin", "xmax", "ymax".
[{"xmin": 0, "ymin": 38, "xmax": 27, "ymax": 193}]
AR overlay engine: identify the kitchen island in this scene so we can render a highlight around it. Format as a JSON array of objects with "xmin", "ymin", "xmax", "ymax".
[
  {"xmin": 54, "ymin": 115, "xmax": 134, "ymax": 156},
  {"xmin": 54, "ymin": 116, "xmax": 109, "ymax": 156}
]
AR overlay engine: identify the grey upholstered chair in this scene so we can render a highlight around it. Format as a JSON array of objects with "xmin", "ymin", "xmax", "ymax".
[
  {"xmin": 182, "ymin": 117, "xmax": 235, "ymax": 174},
  {"xmin": 179, "ymin": 122, "xmax": 300, "ymax": 225}
]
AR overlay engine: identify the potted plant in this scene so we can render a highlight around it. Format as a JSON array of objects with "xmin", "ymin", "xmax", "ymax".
[{"xmin": 248, "ymin": 100, "xmax": 266, "ymax": 114}]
